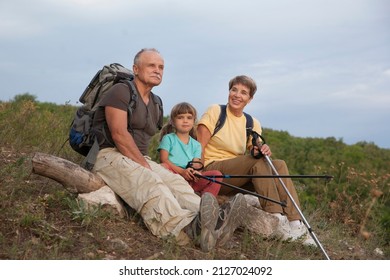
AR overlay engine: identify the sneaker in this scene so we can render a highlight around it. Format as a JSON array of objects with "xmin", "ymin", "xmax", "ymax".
[
  {"xmin": 289, "ymin": 221, "xmax": 307, "ymax": 240},
  {"xmin": 273, "ymin": 215, "xmax": 307, "ymax": 241},
  {"xmin": 191, "ymin": 192, "xmax": 219, "ymax": 252},
  {"xmin": 216, "ymin": 193, "xmax": 248, "ymax": 246},
  {"xmin": 302, "ymin": 232, "xmax": 318, "ymax": 247},
  {"xmin": 273, "ymin": 214, "xmax": 292, "ymax": 241}
]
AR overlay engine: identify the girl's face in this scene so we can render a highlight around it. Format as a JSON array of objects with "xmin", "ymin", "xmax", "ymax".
[{"xmin": 173, "ymin": 112, "xmax": 195, "ymax": 134}]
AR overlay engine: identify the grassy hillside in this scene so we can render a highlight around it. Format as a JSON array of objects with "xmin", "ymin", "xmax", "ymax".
[{"xmin": 0, "ymin": 94, "xmax": 388, "ymax": 260}]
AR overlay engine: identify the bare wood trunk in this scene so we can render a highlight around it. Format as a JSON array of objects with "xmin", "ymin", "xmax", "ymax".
[{"xmin": 31, "ymin": 152, "xmax": 105, "ymax": 193}]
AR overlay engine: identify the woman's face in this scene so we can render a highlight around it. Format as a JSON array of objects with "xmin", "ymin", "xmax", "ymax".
[{"xmin": 228, "ymin": 83, "xmax": 252, "ymax": 112}]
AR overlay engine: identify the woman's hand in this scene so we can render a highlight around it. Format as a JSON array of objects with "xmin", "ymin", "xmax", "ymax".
[
  {"xmin": 252, "ymin": 144, "xmax": 272, "ymax": 157},
  {"xmin": 260, "ymin": 144, "xmax": 272, "ymax": 157},
  {"xmin": 251, "ymin": 145, "xmax": 261, "ymax": 157}
]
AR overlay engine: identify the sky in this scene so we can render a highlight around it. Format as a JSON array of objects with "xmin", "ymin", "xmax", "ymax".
[{"xmin": 1, "ymin": 0, "xmax": 389, "ymax": 149}]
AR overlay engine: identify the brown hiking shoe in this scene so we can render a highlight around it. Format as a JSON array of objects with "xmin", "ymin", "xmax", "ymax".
[{"xmin": 216, "ymin": 193, "xmax": 248, "ymax": 246}]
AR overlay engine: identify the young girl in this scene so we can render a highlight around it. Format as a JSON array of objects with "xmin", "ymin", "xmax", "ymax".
[{"xmin": 158, "ymin": 102, "xmax": 222, "ymax": 197}]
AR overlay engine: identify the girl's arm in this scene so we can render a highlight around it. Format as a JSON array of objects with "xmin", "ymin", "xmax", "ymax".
[{"xmin": 159, "ymin": 149, "xmax": 196, "ymax": 181}]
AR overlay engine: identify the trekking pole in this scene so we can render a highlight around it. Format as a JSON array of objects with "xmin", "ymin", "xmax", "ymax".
[
  {"xmin": 194, "ymin": 173, "xmax": 286, "ymax": 207},
  {"xmin": 248, "ymin": 129, "xmax": 331, "ymax": 260},
  {"xmin": 202, "ymin": 174, "xmax": 333, "ymax": 181}
]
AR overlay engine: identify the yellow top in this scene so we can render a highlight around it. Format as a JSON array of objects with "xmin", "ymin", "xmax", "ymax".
[{"xmin": 198, "ymin": 104, "xmax": 262, "ymax": 166}]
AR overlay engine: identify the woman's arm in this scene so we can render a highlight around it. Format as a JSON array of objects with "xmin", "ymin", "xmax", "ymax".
[{"xmin": 196, "ymin": 124, "xmax": 211, "ymax": 164}]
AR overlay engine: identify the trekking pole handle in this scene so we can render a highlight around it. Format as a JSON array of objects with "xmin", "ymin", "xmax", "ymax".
[
  {"xmin": 247, "ymin": 128, "xmax": 267, "ymax": 158},
  {"xmin": 247, "ymin": 128, "xmax": 266, "ymax": 146}
]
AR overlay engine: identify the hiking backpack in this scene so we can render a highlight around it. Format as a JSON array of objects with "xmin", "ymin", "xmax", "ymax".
[
  {"xmin": 212, "ymin": 104, "xmax": 254, "ymax": 138},
  {"xmin": 69, "ymin": 63, "xmax": 163, "ymax": 169}
]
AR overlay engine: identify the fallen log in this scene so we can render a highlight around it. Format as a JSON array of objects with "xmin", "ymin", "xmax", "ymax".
[
  {"xmin": 31, "ymin": 152, "xmax": 281, "ymax": 238},
  {"xmin": 31, "ymin": 152, "xmax": 126, "ymax": 217},
  {"xmin": 31, "ymin": 152, "xmax": 105, "ymax": 193}
]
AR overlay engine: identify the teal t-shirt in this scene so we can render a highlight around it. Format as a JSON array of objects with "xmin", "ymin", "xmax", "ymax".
[{"xmin": 158, "ymin": 133, "xmax": 201, "ymax": 168}]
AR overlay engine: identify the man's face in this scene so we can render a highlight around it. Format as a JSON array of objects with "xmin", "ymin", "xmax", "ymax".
[{"xmin": 133, "ymin": 51, "xmax": 164, "ymax": 87}]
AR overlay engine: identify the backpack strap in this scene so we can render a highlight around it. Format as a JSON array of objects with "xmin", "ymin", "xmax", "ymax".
[
  {"xmin": 122, "ymin": 79, "xmax": 163, "ymax": 131},
  {"xmin": 82, "ymin": 138, "xmax": 99, "ymax": 171},
  {"xmin": 244, "ymin": 111, "xmax": 253, "ymax": 137},
  {"xmin": 212, "ymin": 104, "xmax": 227, "ymax": 137},
  {"xmin": 212, "ymin": 104, "xmax": 253, "ymax": 138},
  {"xmin": 124, "ymin": 80, "xmax": 138, "ymax": 132},
  {"xmin": 81, "ymin": 80, "xmax": 137, "ymax": 171},
  {"xmin": 151, "ymin": 93, "xmax": 164, "ymax": 130}
]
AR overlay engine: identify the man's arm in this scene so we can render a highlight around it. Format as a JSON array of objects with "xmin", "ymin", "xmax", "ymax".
[{"xmin": 105, "ymin": 106, "xmax": 151, "ymax": 169}]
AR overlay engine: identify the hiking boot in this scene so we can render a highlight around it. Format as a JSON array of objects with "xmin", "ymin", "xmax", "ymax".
[
  {"xmin": 216, "ymin": 193, "xmax": 248, "ymax": 246},
  {"xmin": 187, "ymin": 192, "xmax": 219, "ymax": 252}
]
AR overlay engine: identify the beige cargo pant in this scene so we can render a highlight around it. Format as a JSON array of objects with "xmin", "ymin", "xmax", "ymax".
[
  {"xmin": 205, "ymin": 155, "xmax": 302, "ymax": 221},
  {"xmin": 93, "ymin": 148, "xmax": 200, "ymax": 240}
]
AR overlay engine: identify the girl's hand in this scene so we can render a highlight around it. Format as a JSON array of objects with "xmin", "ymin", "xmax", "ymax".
[
  {"xmin": 191, "ymin": 170, "xmax": 201, "ymax": 182},
  {"xmin": 180, "ymin": 168, "xmax": 196, "ymax": 181}
]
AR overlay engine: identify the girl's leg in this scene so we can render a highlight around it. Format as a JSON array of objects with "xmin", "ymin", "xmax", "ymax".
[{"xmin": 191, "ymin": 170, "xmax": 222, "ymax": 197}]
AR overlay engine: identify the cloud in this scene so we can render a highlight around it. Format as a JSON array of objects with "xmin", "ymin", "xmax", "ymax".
[
  {"xmin": 41, "ymin": 0, "xmax": 135, "ymax": 19},
  {"xmin": 0, "ymin": 0, "xmax": 146, "ymax": 39},
  {"xmin": 0, "ymin": 1, "xmax": 45, "ymax": 38},
  {"xmin": 383, "ymin": 69, "xmax": 390, "ymax": 77},
  {"xmin": 0, "ymin": 17, "xmax": 44, "ymax": 38}
]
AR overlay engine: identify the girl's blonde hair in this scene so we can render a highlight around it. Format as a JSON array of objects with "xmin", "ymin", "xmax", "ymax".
[{"xmin": 159, "ymin": 102, "xmax": 197, "ymax": 141}]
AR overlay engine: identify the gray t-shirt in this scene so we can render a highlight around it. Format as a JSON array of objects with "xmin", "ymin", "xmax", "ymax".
[{"xmin": 92, "ymin": 83, "xmax": 161, "ymax": 155}]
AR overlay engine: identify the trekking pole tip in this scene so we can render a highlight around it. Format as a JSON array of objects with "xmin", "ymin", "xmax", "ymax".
[{"xmin": 325, "ymin": 175, "xmax": 334, "ymax": 183}]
